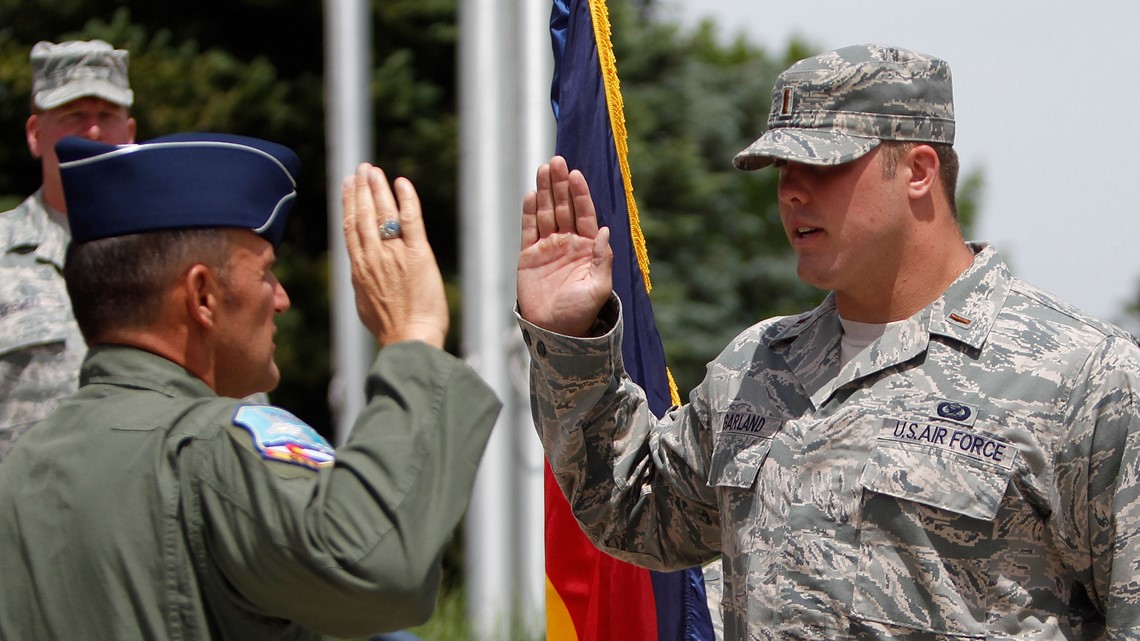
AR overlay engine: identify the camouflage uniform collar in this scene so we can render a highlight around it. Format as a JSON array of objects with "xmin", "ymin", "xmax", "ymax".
[
  {"xmin": 763, "ymin": 294, "xmax": 838, "ymax": 347},
  {"xmin": 763, "ymin": 242, "xmax": 1009, "ymax": 408},
  {"xmin": 0, "ymin": 190, "xmax": 70, "ymax": 269},
  {"xmin": 79, "ymin": 344, "xmax": 217, "ymax": 399},
  {"xmin": 926, "ymin": 242, "xmax": 1009, "ymax": 352},
  {"xmin": 765, "ymin": 242, "xmax": 1005, "ymax": 351}
]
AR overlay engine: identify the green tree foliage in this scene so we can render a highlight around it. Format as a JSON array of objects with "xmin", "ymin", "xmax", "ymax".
[
  {"xmin": 0, "ymin": 0, "xmax": 984, "ymax": 432},
  {"xmin": 0, "ymin": 1, "xmax": 988, "ymax": 636},
  {"xmin": 0, "ymin": 0, "xmax": 462, "ymax": 437}
]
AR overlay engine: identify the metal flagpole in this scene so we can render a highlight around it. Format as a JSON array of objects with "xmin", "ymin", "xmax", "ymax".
[
  {"xmin": 459, "ymin": 0, "xmax": 554, "ymax": 636},
  {"xmin": 323, "ymin": 0, "xmax": 374, "ymax": 444},
  {"xmin": 515, "ymin": 0, "xmax": 555, "ymax": 635},
  {"xmin": 459, "ymin": 0, "xmax": 514, "ymax": 638}
]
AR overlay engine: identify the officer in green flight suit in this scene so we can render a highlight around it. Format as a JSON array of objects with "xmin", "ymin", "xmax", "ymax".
[{"xmin": 0, "ymin": 132, "xmax": 501, "ymax": 640}]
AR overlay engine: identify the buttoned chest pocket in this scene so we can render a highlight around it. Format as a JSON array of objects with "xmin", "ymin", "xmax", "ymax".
[
  {"xmin": 0, "ymin": 267, "xmax": 77, "ymax": 431},
  {"xmin": 0, "ymin": 266, "xmax": 71, "ymax": 358},
  {"xmin": 709, "ymin": 432, "xmax": 772, "ymax": 490},
  {"xmin": 852, "ymin": 437, "xmax": 1015, "ymax": 637}
]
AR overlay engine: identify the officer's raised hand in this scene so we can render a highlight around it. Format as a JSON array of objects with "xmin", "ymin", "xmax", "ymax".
[
  {"xmin": 342, "ymin": 163, "xmax": 448, "ymax": 349},
  {"xmin": 517, "ymin": 155, "xmax": 613, "ymax": 337}
]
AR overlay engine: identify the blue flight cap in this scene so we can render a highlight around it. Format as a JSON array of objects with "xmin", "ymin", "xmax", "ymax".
[{"xmin": 57, "ymin": 132, "xmax": 299, "ymax": 246}]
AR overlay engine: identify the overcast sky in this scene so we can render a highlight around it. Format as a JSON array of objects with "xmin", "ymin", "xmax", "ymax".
[{"xmin": 661, "ymin": 1, "xmax": 1140, "ymax": 330}]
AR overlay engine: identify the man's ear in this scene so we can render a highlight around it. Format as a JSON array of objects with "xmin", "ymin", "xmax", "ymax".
[
  {"xmin": 906, "ymin": 144, "xmax": 939, "ymax": 200},
  {"xmin": 26, "ymin": 114, "xmax": 42, "ymax": 159},
  {"xmin": 184, "ymin": 264, "xmax": 222, "ymax": 330}
]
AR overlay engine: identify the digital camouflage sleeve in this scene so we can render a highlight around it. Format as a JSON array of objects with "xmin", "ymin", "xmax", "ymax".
[{"xmin": 522, "ymin": 244, "xmax": 1140, "ymax": 641}]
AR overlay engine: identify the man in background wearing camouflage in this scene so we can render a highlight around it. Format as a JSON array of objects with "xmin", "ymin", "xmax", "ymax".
[
  {"xmin": 516, "ymin": 44, "xmax": 1140, "ymax": 640},
  {"xmin": 0, "ymin": 40, "xmax": 136, "ymax": 459}
]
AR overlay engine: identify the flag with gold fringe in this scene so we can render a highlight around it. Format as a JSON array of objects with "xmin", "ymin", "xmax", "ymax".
[{"xmin": 544, "ymin": 0, "xmax": 716, "ymax": 639}]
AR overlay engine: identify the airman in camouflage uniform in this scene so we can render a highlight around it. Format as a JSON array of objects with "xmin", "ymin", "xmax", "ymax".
[
  {"xmin": 516, "ymin": 44, "xmax": 1140, "ymax": 641},
  {"xmin": 0, "ymin": 40, "xmax": 136, "ymax": 459}
]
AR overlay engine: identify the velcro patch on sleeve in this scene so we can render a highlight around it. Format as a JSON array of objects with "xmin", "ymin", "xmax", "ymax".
[{"xmin": 232, "ymin": 405, "xmax": 335, "ymax": 470}]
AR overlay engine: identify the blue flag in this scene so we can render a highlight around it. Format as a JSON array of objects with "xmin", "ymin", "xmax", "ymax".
[{"xmin": 544, "ymin": 0, "xmax": 716, "ymax": 639}]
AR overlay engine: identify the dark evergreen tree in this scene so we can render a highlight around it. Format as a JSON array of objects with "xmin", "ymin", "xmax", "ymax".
[{"xmin": 0, "ymin": 0, "xmax": 982, "ymax": 431}]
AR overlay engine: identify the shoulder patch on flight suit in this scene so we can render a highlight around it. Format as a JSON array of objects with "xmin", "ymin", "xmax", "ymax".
[{"xmin": 232, "ymin": 405, "xmax": 335, "ymax": 470}]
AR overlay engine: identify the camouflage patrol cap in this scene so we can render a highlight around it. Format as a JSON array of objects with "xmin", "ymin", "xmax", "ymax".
[
  {"xmin": 733, "ymin": 44, "xmax": 955, "ymax": 170},
  {"xmin": 31, "ymin": 40, "xmax": 134, "ymax": 111}
]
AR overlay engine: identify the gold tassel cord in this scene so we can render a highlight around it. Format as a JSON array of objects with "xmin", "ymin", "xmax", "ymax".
[
  {"xmin": 587, "ymin": 0, "xmax": 648, "ymax": 291},
  {"xmin": 588, "ymin": 0, "xmax": 681, "ymax": 407}
]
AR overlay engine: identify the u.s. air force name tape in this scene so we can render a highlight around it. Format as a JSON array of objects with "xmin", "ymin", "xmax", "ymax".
[{"xmin": 879, "ymin": 418, "xmax": 1015, "ymax": 470}]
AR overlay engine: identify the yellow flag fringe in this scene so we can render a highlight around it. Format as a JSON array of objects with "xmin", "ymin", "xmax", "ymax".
[{"xmin": 588, "ymin": 0, "xmax": 681, "ymax": 407}]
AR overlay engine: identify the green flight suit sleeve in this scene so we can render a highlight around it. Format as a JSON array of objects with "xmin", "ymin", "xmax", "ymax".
[{"xmin": 183, "ymin": 341, "xmax": 501, "ymax": 637}]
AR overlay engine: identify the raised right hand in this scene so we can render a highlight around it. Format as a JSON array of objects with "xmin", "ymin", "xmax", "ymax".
[
  {"xmin": 517, "ymin": 156, "xmax": 613, "ymax": 337},
  {"xmin": 342, "ymin": 163, "xmax": 448, "ymax": 349}
]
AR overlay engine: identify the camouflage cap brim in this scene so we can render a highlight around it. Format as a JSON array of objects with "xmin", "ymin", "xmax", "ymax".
[
  {"xmin": 35, "ymin": 79, "xmax": 133, "ymax": 111},
  {"xmin": 732, "ymin": 129, "xmax": 881, "ymax": 171}
]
